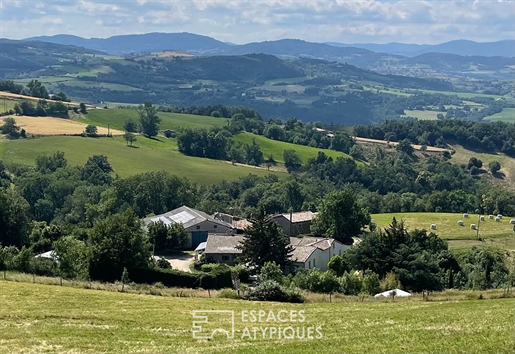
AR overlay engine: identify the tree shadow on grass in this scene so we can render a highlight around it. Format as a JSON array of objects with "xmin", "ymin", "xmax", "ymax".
[{"xmin": 492, "ymin": 171, "xmax": 506, "ymax": 179}]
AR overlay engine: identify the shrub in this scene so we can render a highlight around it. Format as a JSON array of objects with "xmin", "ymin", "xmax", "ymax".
[
  {"xmin": 201, "ymin": 263, "xmax": 231, "ymax": 273},
  {"xmin": 258, "ymin": 261, "xmax": 283, "ymax": 285},
  {"xmin": 340, "ymin": 271, "xmax": 363, "ymax": 295},
  {"xmin": 157, "ymin": 257, "xmax": 171, "ymax": 269},
  {"xmin": 231, "ymin": 265, "xmax": 250, "ymax": 283},
  {"xmin": 218, "ymin": 288, "xmax": 240, "ymax": 299},
  {"xmin": 292, "ymin": 269, "xmax": 340, "ymax": 293},
  {"xmin": 244, "ymin": 280, "xmax": 304, "ymax": 303}
]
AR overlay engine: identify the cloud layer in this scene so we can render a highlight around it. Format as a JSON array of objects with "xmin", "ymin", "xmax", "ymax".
[{"xmin": 1, "ymin": 0, "xmax": 513, "ymax": 44}]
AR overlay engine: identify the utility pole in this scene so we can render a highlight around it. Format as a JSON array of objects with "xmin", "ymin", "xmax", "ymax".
[{"xmin": 476, "ymin": 214, "xmax": 480, "ymax": 240}]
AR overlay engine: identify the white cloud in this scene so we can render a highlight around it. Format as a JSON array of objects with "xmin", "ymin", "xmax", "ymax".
[{"xmin": 0, "ymin": 0, "xmax": 512, "ymax": 43}]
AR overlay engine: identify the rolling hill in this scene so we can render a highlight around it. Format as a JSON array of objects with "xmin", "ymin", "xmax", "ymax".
[{"xmin": 0, "ymin": 135, "xmax": 281, "ymax": 184}]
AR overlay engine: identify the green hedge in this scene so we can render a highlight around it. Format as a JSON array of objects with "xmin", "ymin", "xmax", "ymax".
[{"xmin": 127, "ymin": 266, "xmax": 231, "ymax": 290}]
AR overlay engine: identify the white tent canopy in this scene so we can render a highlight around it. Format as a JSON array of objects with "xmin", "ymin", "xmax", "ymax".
[{"xmin": 374, "ymin": 289, "xmax": 411, "ymax": 298}]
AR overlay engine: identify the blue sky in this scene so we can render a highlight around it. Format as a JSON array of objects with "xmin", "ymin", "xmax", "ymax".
[{"xmin": 0, "ymin": 0, "xmax": 513, "ymax": 44}]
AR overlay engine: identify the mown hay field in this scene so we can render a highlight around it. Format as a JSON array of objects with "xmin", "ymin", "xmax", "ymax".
[
  {"xmin": 1, "ymin": 116, "xmax": 125, "ymax": 135},
  {"xmin": 371, "ymin": 212, "xmax": 515, "ymax": 250},
  {"xmin": 0, "ymin": 281, "xmax": 513, "ymax": 354}
]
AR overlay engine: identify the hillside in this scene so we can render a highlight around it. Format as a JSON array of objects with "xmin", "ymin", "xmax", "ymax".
[
  {"xmin": 24, "ymin": 33, "xmax": 514, "ymax": 79},
  {"xmin": 233, "ymin": 132, "xmax": 356, "ymax": 164},
  {"xmin": 0, "ymin": 136, "xmax": 281, "ymax": 184},
  {"xmin": 1, "ymin": 280, "xmax": 513, "ymax": 354},
  {"xmin": 81, "ymin": 108, "xmax": 228, "ymax": 131},
  {"xmin": 370, "ymin": 212, "xmax": 515, "ymax": 250}
]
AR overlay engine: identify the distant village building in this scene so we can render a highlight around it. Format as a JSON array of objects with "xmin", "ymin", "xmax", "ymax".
[
  {"xmin": 143, "ymin": 206, "xmax": 233, "ymax": 249},
  {"xmin": 272, "ymin": 211, "xmax": 317, "ymax": 237},
  {"xmin": 200, "ymin": 234, "xmax": 349, "ymax": 270}
]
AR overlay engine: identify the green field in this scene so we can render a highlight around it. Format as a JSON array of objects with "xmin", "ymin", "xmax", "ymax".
[
  {"xmin": 371, "ymin": 212, "xmax": 515, "ymax": 250},
  {"xmin": 0, "ymin": 136, "xmax": 280, "ymax": 184},
  {"xmin": 484, "ymin": 108, "xmax": 515, "ymax": 123},
  {"xmin": 413, "ymin": 89, "xmax": 505, "ymax": 99},
  {"xmin": 0, "ymin": 98, "xmax": 19, "ymax": 113},
  {"xmin": 449, "ymin": 144, "xmax": 515, "ymax": 186},
  {"xmin": 402, "ymin": 109, "xmax": 439, "ymax": 120},
  {"xmin": 0, "ymin": 281, "xmax": 513, "ymax": 354},
  {"xmin": 82, "ymin": 109, "xmax": 228, "ymax": 131},
  {"xmin": 233, "ymin": 133, "xmax": 356, "ymax": 164}
]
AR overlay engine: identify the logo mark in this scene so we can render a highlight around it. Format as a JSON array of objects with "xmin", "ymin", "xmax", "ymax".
[{"xmin": 192, "ymin": 310, "xmax": 235, "ymax": 339}]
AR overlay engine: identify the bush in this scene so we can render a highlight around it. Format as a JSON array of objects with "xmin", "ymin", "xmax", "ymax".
[
  {"xmin": 218, "ymin": 288, "xmax": 240, "ymax": 299},
  {"xmin": 127, "ymin": 266, "xmax": 231, "ymax": 290},
  {"xmin": 258, "ymin": 261, "xmax": 283, "ymax": 284},
  {"xmin": 231, "ymin": 265, "xmax": 250, "ymax": 283},
  {"xmin": 244, "ymin": 280, "xmax": 304, "ymax": 303},
  {"xmin": 201, "ymin": 263, "xmax": 231, "ymax": 273},
  {"xmin": 291, "ymin": 269, "xmax": 340, "ymax": 293},
  {"xmin": 340, "ymin": 271, "xmax": 363, "ymax": 295},
  {"xmin": 157, "ymin": 257, "xmax": 172, "ymax": 269}
]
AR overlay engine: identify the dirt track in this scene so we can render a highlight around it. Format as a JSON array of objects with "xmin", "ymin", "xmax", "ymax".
[{"xmin": 354, "ymin": 136, "xmax": 451, "ymax": 153}]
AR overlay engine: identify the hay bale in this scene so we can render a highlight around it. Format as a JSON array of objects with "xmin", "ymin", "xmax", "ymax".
[
  {"xmin": 463, "ymin": 213, "xmax": 469, "ymax": 218},
  {"xmin": 430, "ymin": 224, "xmax": 437, "ymax": 230},
  {"xmin": 509, "ymin": 219, "xmax": 515, "ymax": 225},
  {"xmin": 497, "ymin": 214, "xmax": 503, "ymax": 219},
  {"xmin": 457, "ymin": 220, "xmax": 464, "ymax": 226},
  {"xmin": 470, "ymin": 224, "xmax": 477, "ymax": 230},
  {"xmin": 370, "ymin": 219, "xmax": 376, "ymax": 225},
  {"xmin": 495, "ymin": 217, "xmax": 501, "ymax": 222},
  {"xmin": 480, "ymin": 216, "xmax": 485, "ymax": 221},
  {"xmin": 489, "ymin": 215, "xmax": 494, "ymax": 219}
]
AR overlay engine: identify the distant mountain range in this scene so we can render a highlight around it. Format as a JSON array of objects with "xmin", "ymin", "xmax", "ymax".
[
  {"xmin": 27, "ymin": 33, "xmax": 514, "ymax": 58},
  {"xmin": 325, "ymin": 39, "xmax": 515, "ymax": 58}
]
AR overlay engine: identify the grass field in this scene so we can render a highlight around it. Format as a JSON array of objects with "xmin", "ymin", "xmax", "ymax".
[
  {"xmin": 402, "ymin": 109, "xmax": 439, "ymax": 120},
  {"xmin": 0, "ymin": 98, "xmax": 19, "ymax": 113},
  {"xmin": 370, "ymin": 212, "xmax": 515, "ymax": 250},
  {"xmin": 413, "ymin": 89, "xmax": 505, "ymax": 99},
  {"xmin": 484, "ymin": 108, "xmax": 515, "ymax": 123},
  {"xmin": 1, "ymin": 116, "xmax": 125, "ymax": 135},
  {"xmin": 0, "ymin": 281, "xmax": 513, "ymax": 354},
  {"xmin": 0, "ymin": 136, "xmax": 281, "ymax": 184},
  {"xmin": 233, "ymin": 133, "xmax": 355, "ymax": 164},
  {"xmin": 449, "ymin": 144, "xmax": 515, "ymax": 187},
  {"xmin": 82, "ymin": 109, "xmax": 228, "ymax": 131}
]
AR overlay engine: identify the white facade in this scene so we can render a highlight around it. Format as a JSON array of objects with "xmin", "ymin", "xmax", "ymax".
[{"xmin": 293, "ymin": 238, "xmax": 350, "ymax": 271}]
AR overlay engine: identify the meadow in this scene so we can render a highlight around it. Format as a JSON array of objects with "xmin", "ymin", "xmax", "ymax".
[
  {"xmin": 233, "ymin": 132, "xmax": 355, "ymax": 164},
  {"xmin": 0, "ymin": 280, "xmax": 513, "ymax": 354},
  {"xmin": 0, "ymin": 136, "xmax": 280, "ymax": 184},
  {"xmin": 82, "ymin": 108, "xmax": 228, "ymax": 131},
  {"xmin": 449, "ymin": 144, "xmax": 515, "ymax": 187},
  {"xmin": 1, "ymin": 116, "xmax": 124, "ymax": 135},
  {"xmin": 484, "ymin": 108, "xmax": 515, "ymax": 123},
  {"xmin": 370, "ymin": 212, "xmax": 515, "ymax": 250},
  {"xmin": 402, "ymin": 109, "xmax": 439, "ymax": 120}
]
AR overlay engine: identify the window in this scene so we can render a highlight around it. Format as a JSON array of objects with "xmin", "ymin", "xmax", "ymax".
[
  {"xmin": 222, "ymin": 255, "xmax": 230, "ymax": 261},
  {"xmin": 339, "ymin": 250, "xmax": 342, "ymax": 256},
  {"xmin": 308, "ymin": 260, "xmax": 311, "ymax": 269},
  {"xmin": 313, "ymin": 259, "xmax": 316, "ymax": 268},
  {"xmin": 332, "ymin": 243, "xmax": 335, "ymax": 249},
  {"xmin": 214, "ymin": 225, "xmax": 217, "ymax": 229},
  {"xmin": 196, "ymin": 225, "xmax": 200, "ymax": 230}
]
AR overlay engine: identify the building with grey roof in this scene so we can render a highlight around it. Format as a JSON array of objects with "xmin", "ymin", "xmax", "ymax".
[{"xmin": 143, "ymin": 206, "xmax": 233, "ymax": 249}]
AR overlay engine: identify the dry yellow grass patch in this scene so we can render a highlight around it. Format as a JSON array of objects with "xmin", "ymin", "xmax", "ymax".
[{"xmin": 2, "ymin": 116, "xmax": 125, "ymax": 135}]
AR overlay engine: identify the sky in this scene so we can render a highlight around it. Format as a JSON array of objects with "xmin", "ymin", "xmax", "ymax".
[{"xmin": 0, "ymin": 0, "xmax": 514, "ymax": 44}]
